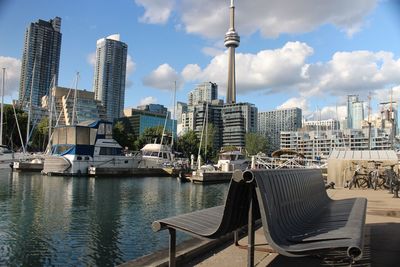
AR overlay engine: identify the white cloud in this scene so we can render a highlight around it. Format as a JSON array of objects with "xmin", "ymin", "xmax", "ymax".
[
  {"xmin": 202, "ymin": 47, "xmax": 224, "ymax": 57},
  {"xmin": 126, "ymin": 55, "xmax": 136, "ymax": 75},
  {"xmin": 87, "ymin": 52, "xmax": 96, "ymax": 66},
  {"xmin": 277, "ymin": 97, "xmax": 309, "ymax": 113},
  {"xmin": 134, "ymin": 0, "xmax": 174, "ymax": 24},
  {"xmin": 303, "ymin": 50, "xmax": 400, "ymax": 98},
  {"xmin": 184, "ymin": 41, "xmax": 313, "ymax": 95},
  {"xmin": 143, "ymin": 63, "xmax": 183, "ymax": 91},
  {"xmin": 181, "ymin": 64, "xmax": 201, "ymax": 81},
  {"xmin": 139, "ymin": 96, "xmax": 158, "ymax": 106},
  {"xmin": 139, "ymin": 0, "xmax": 377, "ymax": 39},
  {"xmin": 319, "ymin": 105, "xmax": 347, "ymax": 121},
  {"xmin": 0, "ymin": 56, "xmax": 21, "ymax": 96}
]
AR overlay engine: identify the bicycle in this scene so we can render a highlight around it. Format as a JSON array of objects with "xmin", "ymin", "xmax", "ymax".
[
  {"xmin": 368, "ymin": 161, "xmax": 386, "ymax": 190},
  {"xmin": 348, "ymin": 162, "xmax": 369, "ymax": 189},
  {"xmin": 383, "ymin": 164, "xmax": 399, "ymax": 194}
]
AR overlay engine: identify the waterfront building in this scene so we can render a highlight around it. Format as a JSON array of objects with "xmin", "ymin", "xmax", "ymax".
[
  {"xmin": 19, "ymin": 17, "xmax": 62, "ymax": 107},
  {"xmin": 120, "ymin": 108, "xmax": 176, "ymax": 139},
  {"xmin": 176, "ymin": 102, "xmax": 188, "ymax": 136},
  {"xmin": 188, "ymin": 82, "xmax": 218, "ymax": 106},
  {"xmin": 42, "ymin": 86, "xmax": 106, "ymax": 126},
  {"xmin": 258, "ymin": 108, "xmax": 302, "ymax": 153},
  {"xmin": 304, "ymin": 119, "xmax": 340, "ymax": 131},
  {"xmin": 222, "ymin": 103, "xmax": 258, "ymax": 147},
  {"xmin": 137, "ymin": 103, "xmax": 168, "ymax": 117},
  {"xmin": 93, "ymin": 34, "xmax": 127, "ymax": 122},
  {"xmin": 181, "ymin": 100, "xmax": 224, "ymax": 149},
  {"xmin": 280, "ymin": 128, "xmax": 391, "ymax": 160}
]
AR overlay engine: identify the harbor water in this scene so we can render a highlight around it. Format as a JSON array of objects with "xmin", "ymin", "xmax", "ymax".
[{"xmin": 0, "ymin": 170, "xmax": 229, "ymax": 266}]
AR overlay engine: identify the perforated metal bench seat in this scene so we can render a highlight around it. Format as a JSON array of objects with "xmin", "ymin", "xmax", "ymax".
[
  {"xmin": 247, "ymin": 168, "xmax": 367, "ymax": 261},
  {"xmin": 152, "ymin": 170, "xmax": 259, "ymax": 238},
  {"xmin": 152, "ymin": 170, "xmax": 260, "ymax": 266}
]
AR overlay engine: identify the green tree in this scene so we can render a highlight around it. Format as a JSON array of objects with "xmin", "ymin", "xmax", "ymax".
[
  {"xmin": 133, "ymin": 126, "xmax": 168, "ymax": 150},
  {"xmin": 199, "ymin": 123, "xmax": 218, "ymax": 162},
  {"xmin": 177, "ymin": 130, "xmax": 199, "ymax": 158},
  {"xmin": 2, "ymin": 104, "xmax": 28, "ymax": 151},
  {"xmin": 30, "ymin": 118, "xmax": 49, "ymax": 151},
  {"xmin": 245, "ymin": 133, "xmax": 268, "ymax": 156},
  {"xmin": 113, "ymin": 120, "xmax": 135, "ymax": 150}
]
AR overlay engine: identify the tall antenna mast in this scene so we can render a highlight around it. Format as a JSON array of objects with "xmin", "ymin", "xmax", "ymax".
[{"xmin": 224, "ymin": 0, "xmax": 240, "ymax": 104}]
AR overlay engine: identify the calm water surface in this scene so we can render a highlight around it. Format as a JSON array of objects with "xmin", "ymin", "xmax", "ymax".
[{"xmin": 0, "ymin": 170, "xmax": 229, "ymax": 266}]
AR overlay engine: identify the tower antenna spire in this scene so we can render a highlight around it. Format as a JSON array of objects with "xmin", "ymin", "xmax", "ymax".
[{"xmin": 225, "ymin": 0, "xmax": 240, "ymax": 104}]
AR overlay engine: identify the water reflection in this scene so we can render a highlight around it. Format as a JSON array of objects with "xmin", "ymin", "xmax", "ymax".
[{"xmin": 0, "ymin": 171, "xmax": 228, "ymax": 266}]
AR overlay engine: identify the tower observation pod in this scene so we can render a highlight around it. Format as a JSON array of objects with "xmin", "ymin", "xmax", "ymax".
[{"xmin": 224, "ymin": 0, "xmax": 240, "ymax": 104}]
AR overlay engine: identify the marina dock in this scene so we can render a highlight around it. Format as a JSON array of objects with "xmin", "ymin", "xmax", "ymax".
[
  {"xmin": 120, "ymin": 187, "xmax": 400, "ymax": 266},
  {"xmin": 189, "ymin": 171, "xmax": 233, "ymax": 184}
]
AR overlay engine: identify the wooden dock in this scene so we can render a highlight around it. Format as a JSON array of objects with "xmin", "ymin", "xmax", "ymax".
[{"xmin": 189, "ymin": 171, "xmax": 233, "ymax": 184}]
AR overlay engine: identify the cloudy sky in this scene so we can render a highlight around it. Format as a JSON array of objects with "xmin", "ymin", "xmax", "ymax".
[{"xmin": 1, "ymin": 0, "xmax": 400, "ymax": 120}]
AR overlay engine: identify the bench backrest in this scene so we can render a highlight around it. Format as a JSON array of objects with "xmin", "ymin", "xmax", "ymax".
[
  {"xmin": 247, "ymin": 169, "xmax": 328, "ymax": 247},
  {"xmin": 208, "ymin": 170, "xmax": 261, "ymax": 238}
]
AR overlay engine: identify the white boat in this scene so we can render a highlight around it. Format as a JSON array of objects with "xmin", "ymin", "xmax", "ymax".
[
  {"xmin": 216, "ymin": 150, "xmax": 249, "ymax": 171},
  {"xmin": 42, "ymin": 120, "xmax": 140, "ymax": 176},
  {"xmin": 138, "ymin": 143, "xmax": 174, "ymax": 169}
]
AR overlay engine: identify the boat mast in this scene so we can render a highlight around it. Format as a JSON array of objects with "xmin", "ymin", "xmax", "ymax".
[
  {"xmin": 26, "ymin": 60, "xmax": 36, "ymax": 152},
  {"xmin": 71, "ymin": 72, "xmax": 79, "ymax": 125},
  {"xmin": 171, "ymin": 81, "xmax": 176, "ymax": 149},
  {"xmin": 0, "ymin": 68, "xmax": 5, "ymax": 146}
]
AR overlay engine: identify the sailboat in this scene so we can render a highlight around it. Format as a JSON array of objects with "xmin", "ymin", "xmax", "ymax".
[
  {"xmin": 137, "ymin": 82, "xmax": 177, "ymax": 175},
  {"xmin": 0, "ymin": 68, "xmax": 14, "ymax": 166},
  {"xmin": 12, "ymin": 65, "xmax": 46, "ymax": 171}
]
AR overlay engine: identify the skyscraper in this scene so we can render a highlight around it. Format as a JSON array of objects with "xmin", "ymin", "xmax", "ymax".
[
  {"xmin": 93, "ymin": 34, "xmax": 127, "ymax": 121},
  {"xmin": 188, "ymin": 82, "xmax": 218, "ymax": 106},
  {"xmin": 346, "ymin": 95, "xmax": 364, "ymax": 129},
  {"xmin": 258, "ymin": 108, "xmax": 302, "ymax": 153},
  {"xmin": 19, "ymin": 17, "xmax": 62, "ymax": 107},
  {"xmin": 224, "ymin": 0, "xmax": 240, "ymax": 104}
]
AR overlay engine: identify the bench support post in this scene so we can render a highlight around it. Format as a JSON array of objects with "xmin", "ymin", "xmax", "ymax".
[
  {"xmin": 248, "ymin": 188, "xmax": 255, "ymax": 267},
  {"xmin": 169, "ymin": 228, "xmax": 176, "ymax": 267}
]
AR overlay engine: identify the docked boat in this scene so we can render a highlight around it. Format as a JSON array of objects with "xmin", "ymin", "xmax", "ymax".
[
  {"xmin": 134, "ymin": 143, "xmax": 175, "ymax": 176},
  {"xmin": 42, "ymin": 120, "xmax": 141, "ymax": 176},
  {"xmin": 138, "ymin": 143, "xmax": 174, "ymax": 168},
  {"xmin": 216, "ymin": 149, "xmax": 249, "ymax": 171}
]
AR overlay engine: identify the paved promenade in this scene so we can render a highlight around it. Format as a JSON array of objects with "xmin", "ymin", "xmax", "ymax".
[
  {"xmin": 122, "ymin": 187, "xmax": 400, "ymax": 266},
  {"xmin": 191, "ymin": 187, "xmax": 400, "ymax": 267}
]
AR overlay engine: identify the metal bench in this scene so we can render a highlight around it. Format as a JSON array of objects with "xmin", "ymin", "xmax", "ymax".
[
  {"xmin": 152, "ymin": 170, "xmax": 260, "ymax": 267},
  {"xmin": 246, "ymin": 168, "xmax": 367, "ymax": 262}
]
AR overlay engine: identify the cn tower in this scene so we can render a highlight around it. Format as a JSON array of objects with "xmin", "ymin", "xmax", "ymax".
[{"xmin": 224, "ymin": 0, "xmax": 240, "ymax": 104}]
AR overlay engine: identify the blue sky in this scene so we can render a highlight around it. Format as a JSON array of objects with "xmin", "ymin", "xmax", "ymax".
[{"xmin": 1, "ymin": 0, "xmax": 400, "ymax": 120}]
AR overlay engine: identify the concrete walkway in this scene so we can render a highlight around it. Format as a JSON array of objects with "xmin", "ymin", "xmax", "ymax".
[
  {"xmin": 191, "ymin": 187, "xmax": 400, "ymax": 267},
  {"xmin": 123, "ymin": 187, "xmax": 400, "ymax": 267}
]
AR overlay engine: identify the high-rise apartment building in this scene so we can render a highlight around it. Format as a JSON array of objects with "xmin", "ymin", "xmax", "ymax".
[
  {"xmin": 93, "ymin": 34, "xmax": 127, "ymax": 122},
  {"xmin": 188, "ymin": 82, "xmax": 218, "ymax": 106},
  {"xmin": 222, "ymin": 103, "xmax": 258, "ymax": 147},
  {"xmin": 181, "ymin": 100, "xmax": 224, "ymax": 149},
  {"xmin": 19, "ymin": 17, "xmax": 62, "ymax": 107},
  {"xmin": 258, "ymin": 108, "xmax": 302, "ymax": 153}
]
